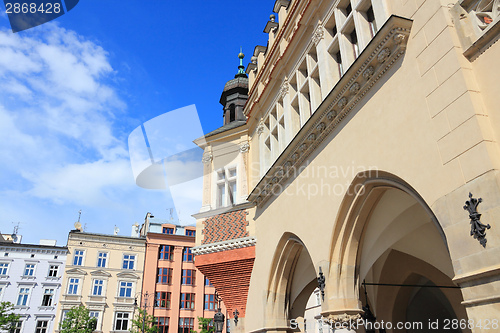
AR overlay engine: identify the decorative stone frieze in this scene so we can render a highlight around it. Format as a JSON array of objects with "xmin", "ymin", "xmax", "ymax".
[
  {"xmin": 248, "ymin": 16, "xmax": 412, "ymax": 207},
  {"xmin": 192, "ymin": 237, "xmax": 257, "ymax": 255}
]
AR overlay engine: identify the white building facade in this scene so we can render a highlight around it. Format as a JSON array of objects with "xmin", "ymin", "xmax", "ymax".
[{"xmin": 0, "ymin": 239, "xmax": 68, "ymax": 333}]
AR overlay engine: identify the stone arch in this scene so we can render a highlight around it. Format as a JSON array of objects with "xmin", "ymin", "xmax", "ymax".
[
  {"xmin": 266, "ymin": 232, "xmax": 317, "ymax": 330},
  {"xmin": 325, "ymin": 170, "xmax": 455, "ymax": 320}
]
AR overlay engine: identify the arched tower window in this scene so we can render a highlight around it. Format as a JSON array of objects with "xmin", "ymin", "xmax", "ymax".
[{"xmin": 229, "ymin": 104, "xmax": 236, "ymax": 122}]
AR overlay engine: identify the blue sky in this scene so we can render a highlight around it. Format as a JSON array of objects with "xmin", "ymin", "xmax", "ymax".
[{"xmin": 0, "ymin": 1, "xmax": 271, "ymax": 245}]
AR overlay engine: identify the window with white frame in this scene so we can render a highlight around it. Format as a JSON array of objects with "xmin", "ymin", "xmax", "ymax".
[
  {"xmin": 114, "ymin": 312, "xmax": 130, "ymax": 331},
  {"xmin": 67, "ymin": 278, "xmax": 79, "ymax": 295},
  {"xmin": 118, "ymin": 281, "xmax": 133, "ymax": 297},
  {"xmin": 47, "ymin": 265, "xmax": 58, "ymax": 277},
  {"xmin": 216, "ymin": 167, "xmax": 237, "ymax": 207},
  {"xmin": 73, "ymin": 250, "xmax": 84, "ymax": 266},
  {"xmin": 41, "ymin": 288, "xmax": 54, "ymax": 306},
  {"xmin": 97, "ymin": 252, "xmax": 107, "ymax": 268},
  {"xmin": 16, "ymin": 287, "xmax": 30, "ymax": 306},
  {"xmin": 12, "ymin": 321, "xmax": 22, "ymax": 333},
  {"xmin": 92, "ymin": 279, "xmax": 104, "ymax": 296},
  {"xmin": 0, "ymin": 262, "xmax": 8, "ymax": 275},
  {"xmin": 24, "ymin": 263, "xmax": 35, "ymax": 276},
  {"xmin": 122, "ymin": 254, "xmax": 135, "ymax": 270},
  {"xmin": 89, "ymin": 311, "xmax": 100, "ymax": 328},
  {"xmin": 35, "ymin": 320, "xmax": 48, "ymax": 333}
]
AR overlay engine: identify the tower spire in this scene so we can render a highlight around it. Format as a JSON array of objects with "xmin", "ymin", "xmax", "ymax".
[{"xmin": 236, "ymin": 48, "xmax": 246, "ymax": 77}]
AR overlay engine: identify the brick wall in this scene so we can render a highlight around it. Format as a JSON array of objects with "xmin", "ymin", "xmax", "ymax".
[{"xmin": 202, "ymin": 209, "xmax": 249, "ymax": 244}]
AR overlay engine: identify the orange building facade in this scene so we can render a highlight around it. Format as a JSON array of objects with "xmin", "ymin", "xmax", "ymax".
[{"xmin": 141, "ymin": 214, "xmax": 227, "ymax": 333}]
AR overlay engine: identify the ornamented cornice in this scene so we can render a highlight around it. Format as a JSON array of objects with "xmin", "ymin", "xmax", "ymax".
[
  {"xmin": 192, "ymin": 236, "xmax": 256, "ymax": 255},
  {"xmin": 248, "ymin": 16, "xmax": 412, "ymax": 207}
]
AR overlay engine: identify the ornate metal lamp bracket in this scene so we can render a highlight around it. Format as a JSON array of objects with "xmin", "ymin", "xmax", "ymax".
[
  {"xmin": 464, "ymin": 192, "xmax": 491, "ymax": 247},
  {"xmin": 317, "ymin": 266, "xmax": 326, "ymax": 301},
  {"xmin": 233, "ymin": 309, "xmax": 239, "ymax": 326}
]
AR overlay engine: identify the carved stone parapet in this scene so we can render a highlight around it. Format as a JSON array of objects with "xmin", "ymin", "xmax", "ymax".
[{"xmin": 247, "ymin": 16, "xmax": 412, "ymax": 207}]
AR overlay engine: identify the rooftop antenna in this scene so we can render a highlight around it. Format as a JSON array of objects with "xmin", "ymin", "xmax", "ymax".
[
  {"xmin": 114, "ymin": 225, "xmax": 120, "ymax": 235},
  {"xmin": 12, "ymin": 222, "xmax": 20, "ymax": 236},
  {"xmin": 77, "ymin": 210, "xmax": 82, "ymax": 223}
]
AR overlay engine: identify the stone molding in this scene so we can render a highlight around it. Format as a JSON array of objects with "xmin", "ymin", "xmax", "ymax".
[
  {"xmin": 247, "ymin": 16, "xmax": 412, "ymax": 207},
  {"xmin": 192, "ymin": 236, "xmax": 256, "ymax": 255}
]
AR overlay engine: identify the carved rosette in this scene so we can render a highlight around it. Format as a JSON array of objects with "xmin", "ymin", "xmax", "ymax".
[
  {"xmin": 312, "ymin": 25, "xmax": 325, "ymax": 45},
  {"xmin": 327, "ymin": 111, "xmax": 336, "ymax": 121},
  {"xmin": 349, "ymin": 82, "xmax": 360, "ymax": 95},
  {"xmin": 377, "ymin": 47, "xmax": 391, "ymax": 63},
  {"xmin": 362, "ymin": 66, "xmax": 375, "ymax": 80},
  {"xmin": 299, "ymin": 143, "xmax": 308, "ymax": 152},
  {"xmin": 338, "ymin": 97, "xmax": 348, "ymax": 109},
  {"xmin": 307, "ymin": 133, "xmax": 316, "ymax": 142},
  {"xmin": 202, "ymin": 153, "xmax": 213, "ymax": 164},
  {"xmin": 291, "ymin": 153, "xmax": 299, "ymax": 162},
  {"xmin": 316, "ymin": 122, "xmax": 326, "ymax": 132},
  {"xmin": 239, "ymin": 142, "xmax": 250, "ymax": 153}
]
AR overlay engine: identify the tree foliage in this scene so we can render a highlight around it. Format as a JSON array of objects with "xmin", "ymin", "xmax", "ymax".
[
  {"xmin": 0, "ymin": 302, "xmax": 20, "ymax": 332},
  {"xmin": 191, "ymin": 317, "xmax": 214, "ymax": 333},
  {"xmin": 130, "ymin": 308, "xmax": 157, "ymax": 333},
  {"xmin": 59, "ymin": 305, "xmax": 97, "ymax": 333}
]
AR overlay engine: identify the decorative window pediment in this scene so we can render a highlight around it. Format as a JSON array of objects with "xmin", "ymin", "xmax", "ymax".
[
  {"xmin": 116, "ymin": 272, "xmax": 140, "ymax": 280},
  {"xmin": 90, "ymin": 270, "xmax": 112, "ymax": 277},
  {"xmin": 65, "ymin": 268, "xmax": 87, "ymax": 276}
]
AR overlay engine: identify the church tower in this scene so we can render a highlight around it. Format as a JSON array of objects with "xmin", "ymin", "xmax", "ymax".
[{"xmin": 220, "ymin": 52, "xmax": 248, "ymax": 125}]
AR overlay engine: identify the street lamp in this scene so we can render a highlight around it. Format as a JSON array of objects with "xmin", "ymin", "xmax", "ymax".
[
  {"xmin": 134, "ymin": 291, "xmax": 152, "ymax": 333},
  {"xmin": 213, "ymin": 291, "xmax": 225, "ymax": 333}
]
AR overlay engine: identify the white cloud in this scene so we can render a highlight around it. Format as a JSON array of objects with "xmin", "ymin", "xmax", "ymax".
[{"xmin": 0, "ymin": 24, "xmax": 130, "ymax": 206}]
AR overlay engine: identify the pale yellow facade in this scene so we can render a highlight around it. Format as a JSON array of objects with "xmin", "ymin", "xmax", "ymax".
[
  {"xmin": 54, "ymin": 231, "xmax": 146, "ymax": 333},
  {"xmin": 195, "ymin": 1, "xmax": 500, "ymax": 333}
]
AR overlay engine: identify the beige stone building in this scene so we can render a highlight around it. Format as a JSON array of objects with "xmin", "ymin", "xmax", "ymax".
[
  {"xmin": 54, "ymin": 229, "xmax": 146, "ymax": 332},
  {"xmin": 194, "ymin": 0, "xmax": 500, "ymax": 333}
]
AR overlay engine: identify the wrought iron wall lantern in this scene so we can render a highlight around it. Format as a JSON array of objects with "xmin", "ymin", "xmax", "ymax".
[
  {"xmin": 317, "ymin": 266, "xmax": 325, "ymax": 301},
  {"xmin": 233, "ymin": 309, "xmax": 239, "ymax": 326},
  {"xmin": 214, "ymin": 291, "xmax": 225, "ymax": 333},
  {"xmin": 464, "ymin": 192, "xmax": 491, "ymax": 247}
]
